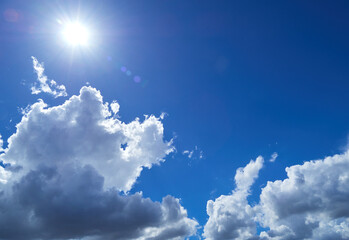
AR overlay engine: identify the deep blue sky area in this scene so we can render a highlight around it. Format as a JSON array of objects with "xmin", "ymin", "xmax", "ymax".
[{"xmin": 1, "ymin": 0, "xmax": 349, "ymax": 233}]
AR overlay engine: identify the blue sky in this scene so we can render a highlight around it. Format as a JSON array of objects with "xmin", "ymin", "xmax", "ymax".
[{"xmin": 1, "ymin": 1, "xmax": 349, "ymax": 239}]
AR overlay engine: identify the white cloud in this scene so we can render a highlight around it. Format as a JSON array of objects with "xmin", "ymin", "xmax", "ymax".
[
  {"xmin": 258, "ymin": 151, "xmax": 349, "ymax": 239},
  {"xmin": 0, "ymin": 135, "xmax": 10, "ymax": 184},
  {"xmin": 31, "ymin": 56, "xmax": 67, "ymax": 98},
  {"xmin": 269, "ymin": 152, "xmax": 278, "ymax": 162},
  {"xmin": 0, "ymin": 166, "xmax": 10, "ymax": 184},
  {"xmin": 204, "ymin": 151, "xmax": 349, "ymax": 240},
  {"xmin": 200, "ymin": 150, "xmax": 204, "ymax": 159},
  {"xmin": 2, "ymin": 86, "xmax": 175, "ymax": 191},
  {"xmin": 203, "ymin": 156, "xmax": 264, "ymax": 240},
  {"xmin": 0, "ymin": 86, "xmax": 197, "ymax": 239},
  {"xmin": 160, "ymin": 112, "xmax": 168, "ymax": 120},
  {"xmin": 110, "ymin": 100, "xmax": 120, "ymax": 115},
  {"xmin": 183, "ymin": 150, "xmax": 194, "ymax": 159},
  {"xmin": 182, "ymin": 146, "xmax": 204, "ymax": 160},
  {"xmin": 0, "ymin": 134, "xmax": 3, "ymax": 152},
  {"xmin": 234, "ymin": 156, "xmax": 264, "ymax": 193}
]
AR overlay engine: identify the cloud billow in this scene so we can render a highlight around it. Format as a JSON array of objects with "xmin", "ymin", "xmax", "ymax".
[
  {"xmin": 0, "ymin": 86, "xmax": 197, "ymax": 240},
  {"xmin": 203, "ymin": 157, "xmax": 264, "ymax": 240},
  {"xmin": 204, "ymin": 152, "xmax": 349, "ymax": 240},
  {"xmin": 258, "ymin": 152, "xmax": 349, "ymax": 240}
]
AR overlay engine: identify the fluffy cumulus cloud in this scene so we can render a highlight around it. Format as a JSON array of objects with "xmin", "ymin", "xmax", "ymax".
[
  {"xmin": 204, "ymin": 156, "xmax": 264, "ymax": 240},
  {"xmin": 258, "ymin": 151, "xmax": 349, "ymax": 240},
  {"xmin": 204, "ymin": 151, "xmax": 349, "ymax": 240},
  {"xmin": 2, "ymin": 86, "xmax": 174, "ymax": 191},
  {"xmin": 0, "ymin": 86, "xmax": 197, "ymax": 240},
  {"xmin": 31, "ymin": 56, "xmax": 67, "ymax": 98}
]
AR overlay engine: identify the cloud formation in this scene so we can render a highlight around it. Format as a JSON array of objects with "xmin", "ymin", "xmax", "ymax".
[
  {"xmin": 2, "ymin": 86, "xmax": 174, "ymax": 191},
  {"xmin": 258, "ymin": 151, "xmax": 349, "ymax": 239},
  {"xmin": 31, "ymin": 56, "xmax": 67, "ymax": 98},
  {"xmin": 204, "ymin": 157, "xmax": 263, "ymax": 240},
  {"xmin": 204, "ymin": 151, "xmax": 349, "ymax": 240},
  {"xmin": 0, "ymin": 86, "xmax": 197, "ymax": 239}
]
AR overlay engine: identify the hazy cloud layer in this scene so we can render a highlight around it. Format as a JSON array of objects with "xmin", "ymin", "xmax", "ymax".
[
  {"xmin": 0, "ymin": 87, "xmax": 197, "ymax": 240},
  {"xmin": 31, "ymin": 56, "xmax": 67, "ymax": 98},
  {"xmin": 204, "ymin": 151, "xmax": 349, "ymax": 240}
]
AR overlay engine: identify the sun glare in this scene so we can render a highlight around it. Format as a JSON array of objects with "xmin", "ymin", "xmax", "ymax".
[{"xmin": 62, "ymin": 22, "xmax": 90, "ymax": 46}]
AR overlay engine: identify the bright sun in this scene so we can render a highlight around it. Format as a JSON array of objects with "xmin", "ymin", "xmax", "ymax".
[{"xmin": 62, "ymin": 22, "xmax": 90, "ymax": 46}]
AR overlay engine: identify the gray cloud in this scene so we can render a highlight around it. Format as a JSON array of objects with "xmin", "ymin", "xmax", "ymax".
[{"xmin": 1, "ymin": 165, "xmax": 195, "ymax": 240}]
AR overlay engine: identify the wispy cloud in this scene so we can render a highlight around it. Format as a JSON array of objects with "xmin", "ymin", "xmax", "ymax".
[
  {"xmin": 183, "ymin": 145, "xmax": 204, "ymax": 159},
  {"xmin": 31, "ymin": 56, "xmax": 67, "ymax": 98},
  {"xmin": 269, "ymin": 152, "xmax": 278, "ymax": 162},
  {"xmin": 183, "ymin": 150, "xmax": 194, "ymax": 159}
]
